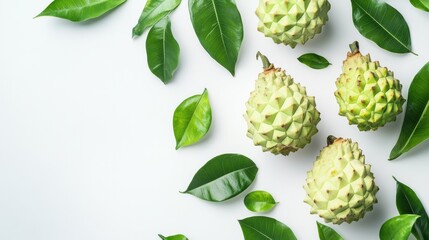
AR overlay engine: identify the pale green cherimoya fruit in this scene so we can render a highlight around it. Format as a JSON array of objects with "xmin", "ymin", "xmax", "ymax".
[
  {"xmin": 244, "ymin": 52, "xmax": 320, "ymax": 155},
  {"xmin": 335, "ymin": 41, "xmax": 406, "ymax": 131},
  {"xmin": 304, "ymin": 136, "xmax": 379, "ymax": 224},
  {"xmin": 256, "ymin": 0, "xmax": 331, "ymax": 48}
]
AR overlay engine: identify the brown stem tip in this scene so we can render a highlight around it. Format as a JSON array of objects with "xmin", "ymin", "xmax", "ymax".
[
  {"xmin": 327, "ymin": 135, "xmax": 338, "ymax": 145},
  {"xmin": 349, "ymin": 41, "xmax": 360, "ymax": 55}
]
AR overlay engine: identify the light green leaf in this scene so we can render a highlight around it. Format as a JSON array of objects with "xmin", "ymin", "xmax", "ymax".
[
  {"xmin": 146, "ymin": 17, "xmax": 180, "ymax": 84},
  {"xmin": 35, "ymin": 0, "xmax": 126, "ymax": 22},
  {"xmin": 317, "ymin": 222, "xmax": 344, "ymax": 240},
  {"xmin": 238, "ymin": 216, "xmax": 297, "ymax": 240},
  {"xmin": 173, "ymin": 89, "xmax": 211, "ymax": 149},
  {"xmin": 390, "ymin": 61, "xmax": 429, "ymax": 160},
  {"xmin": 380, "ymin": 215, "xmax": 420, "ymax": 240},
  {"xmin": 410, "ymin": 0, "xmax": 429, "ymax": 12},
  {"xmin": 132, "ymin": 0, "xmax": 181, "ymax": 37},
  {"xmin": 182, "ymin": 154, "xmax": 258, "ymax": 202},
  {"xmin": 244, "ymin": 190, "xmax": 278, "ymax": 213},
  {"xmin": 158, "ymin": 234, "xmax": 188, "ymax": 240},
  {"xmin": 297, "ymin": 53, "xmax": 331, "ymax": 69},
  {"xmin": 350, "ymin": 0, "xmax": 414, "ymax": 54},
  {"xmin": 189, "ymin": 0, "xmax": 243, "ymax": 76}
]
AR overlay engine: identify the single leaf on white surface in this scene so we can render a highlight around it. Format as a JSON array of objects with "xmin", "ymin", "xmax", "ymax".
[
  {"xmin": 188, "ymin": 0, "xmax": 243, "ymax": 75},
  {"xmin": 390, "ymin": 62, "xmax": 429, "ymax": 160},
  {"xmin": 173, "ymin": 89, "xmax": 211, "ymax": 149},
  {"xmin": 410, "ymin": 0, "xmax": 429, "ymax": 12},
  {"xmin": 35, "ymin": 0, "xmax": 127, "ymax": 22},
  {"xmin": 132, "ymin": 0, "xmax": 181, "ymax": 37},
  {"xmin": 146, "ymin": 17, "xmax": 180, "ymax": 83},
  {"xmin": 350, "ymin": 0, "xmax": 414, "ymax": 54},
  {"xmin": 158, "ymin": 234, "xmax": 188, "ymax": 240},
  {"xmin": 244, "ymin": 190, "xmax": 278, "ymax": 213},
  {"xmin": 182, "ymin": 154, "xmax": 258, "ymax": 202}
]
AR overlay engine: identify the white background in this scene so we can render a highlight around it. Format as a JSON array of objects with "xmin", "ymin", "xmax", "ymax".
[{"xmin": 1, "ymin": 0, "xmax": 429, "ymax": 239}]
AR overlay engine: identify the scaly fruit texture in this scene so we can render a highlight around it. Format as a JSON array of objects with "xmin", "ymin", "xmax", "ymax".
[
  {"xmin": 335, "ymin": 42, "xmax": 406, "ymax": 131},
  {"xmin": 304, "ymin": 136, "xmax": 379, "ymax": 224},
  {"xmin": 256, "ymin": 0, "xmax": 331, "ymax": 48},
  {"xmin": 244, "ymin": 52, "xmax": 320, "ymax": 155}
]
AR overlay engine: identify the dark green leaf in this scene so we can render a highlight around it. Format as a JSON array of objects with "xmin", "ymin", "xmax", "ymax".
[
  {"xmin": 410, "ymin": 0, "xmax": 429, "ymax": 12},
  {"xmin": 188, "ymin": 0, "xmax": 243, "ymax": 76},
  {"xmin": 390, "ymin": 61, "xmax": 429, "ymax": 160},
  {"xmin": 394, "ymin": 177, "xmax": 429, "ymax": 240},
  {"xmin": 35, "ymin": 0, "xmax": 126, "ymax": 22},
  {"xmin": 158, "ymin": 234, "xmax": 188, "ymax": 240},
  {"xmin": 350, "ymin": 0, "xmax": 414, "ymax": 54},
  {"xmin": 132, "ymin": 0, "xmax": 181, "ymax": 37},
  {"xmin": 173, "ymin": 89, "xmax": 211, "ymax": 149},
  {"xmin": 238, "ymin": 216, "xmax": 297, "ymax": 240},
  {"xmin": 297, "ymin": 53, "xmax": 331, "ymax": 69},
  {"xmin": 380, "ymin": 215, "xmax": 420, "ymax": 240},
  {"xmin": 244, "ymin": 190, "xmax": 278, "ymax": 213},
  {"xmin": 182, "ymin": 154, "xmax": 258, "ymax": 202},
  {"xmin": 317, "ymin": 222, "xmax": 344, "ymax": 240},
  {"xmin": 146, "ymin": 17, "xmax": 180, "ymax": 83}
]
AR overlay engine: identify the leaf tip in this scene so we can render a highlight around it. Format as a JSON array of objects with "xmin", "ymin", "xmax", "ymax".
[{"xmin": 392, "ymin": 176, "xmax": 399, "ymax": 182}]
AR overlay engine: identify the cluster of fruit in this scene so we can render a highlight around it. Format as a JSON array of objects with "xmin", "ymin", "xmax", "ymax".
[{"xmin": 246, "ymin": 0, "xmax": 406, "ymax": 225}]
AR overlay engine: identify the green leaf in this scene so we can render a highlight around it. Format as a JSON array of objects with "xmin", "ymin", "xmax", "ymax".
[
  {"xmin": 158, "ymin": 234, "xmax": 188, "ymax": 240},
  {"xmin": 244, "ymin": 190, "xmax": 278, "ymax": 213},
  {"xmin": 350, "ymin": 0, "xmax": 414, "ymax": 54},
  {"xmin": 35, "ymin": 0, "xmax": 126, "ymax": 22},
  {"xmin": 410, "ymin": 0, "xmax": 429, "ymax": 12},
  {"xmin": 132, "ymin": 0, "xmax": 181, "ymax": 38},
  {"xmin": 317, "ymin": 222, "xmax": 344, "ymax": 240},
  {"xmin": 390, "ymin": 61, "xmax": 429, "ymax": 160},
  {"xmin": 394, "ymin": 177, "xmax": 429, "ymax": 240},
  {"xmin": 146, "ymin": 17, "xmax": 180, "ymax": 84},
  {"xmin": 173, "ymin": 89, "xmax": 211, "ymax": 149},
  {"xmin": 188, "ymin": 0, "xmax": 243, "ymax": 76},
  {"xmin": 238, "ymin": 216, "xmax": 297, "ymax": 240},
  {"xmin": 297, "ymin": 53, "xmax": 331, "ymax": 69},
  {"xmin": 182, "ymin": 154, "xmax": 258, "ymax": 202},
  {"xmin": 380, "ymin": 215, "xmax": 420, "ymax": 240}
]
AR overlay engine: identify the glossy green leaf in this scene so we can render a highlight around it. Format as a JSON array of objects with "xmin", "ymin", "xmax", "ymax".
[
  {"xmin": 35, "ymin": 0, "xmax": 126, "ymax": 22},
  {"xmin": 297, "ymin": 53, "xmax": 331, "ymax": 69},
  {"xmin": 189, "ymin": 0, "xmax": 243, "ymax": 76},
  {"xmin": 173, "ymin": 89, "xmax": 211, "ymax": 149},
  {"xmin": 394, "ymin": 177, "xmax": 429, "ymax": 240},
  {"xmin": 146, "ymin": 17, "xmax": 180, "ymax": 84},
  {"xmin": 158, "ymin": 234, "xmax": 188, "ymax": 240},
  {"xmin": 132, "ymin": 0, "xmax": 181, "ymax": 37},
  {"xmin": 350, "ymin": 0, "xmax": 414, "ymax": 54},
  {"xmin": 182, "ymin": 154, "xmax": 258, "ymax": 202},
  {"xmin": 390, "ymin": 62, "xmax": 429, "ymax": 160},
  {"xmin": 380, "ymin": 215, "xmax": 420, "ymax": 240},
  {"xmin": 317, "ymin": 222, "xmax": 344, "ymax": 240},
  {"xmin": 410, "ymin": 0, "xmax": 429, "ymax": 12},
  {"xmin": 238, "ymin": 216, "xmax": 297, "ymax": 240},
  {"xmin": 244, "ymin": 190, "xmax": 278, "ymax": 213}
]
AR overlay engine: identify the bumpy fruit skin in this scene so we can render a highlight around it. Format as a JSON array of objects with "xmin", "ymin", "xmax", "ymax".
[
  {"xmin": 244, "ymin": 53, "xmax": 320, "ymax": 155},
  {"xmin": 256, "ymin": 0, "xmax": 331, "ymax": 48},
  {"xmin": 304, "ymin": 136, "xmax": 379, "ymax": 224},
  {"xmin": 335, "ymin": 42, "xmax": 406, "ymax": 131}
]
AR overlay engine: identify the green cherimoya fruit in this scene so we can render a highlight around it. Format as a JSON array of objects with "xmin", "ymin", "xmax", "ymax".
[
  {"xmin": 304, "ymin": 136, "xmax": 379, "ymax": 224},
  {"xmin": 244, "ymin": 52, "xmax": 320, "ymax": 155},
  {"xmin": 335, "ymin": 41, "xmax": 406, "ymax": 131},
  {"xmin": 256, "ymin": 0, "xmax": 331, "ymax": 48}
]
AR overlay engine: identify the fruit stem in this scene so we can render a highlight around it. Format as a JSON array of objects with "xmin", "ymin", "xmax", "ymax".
[
  {"xmin": 349, "ymin": 41, "xmax": 360, "ymax": 54},
  {"xmin": 256, "ymin": 51, "xmax": 273, "ymax": 70},
  {"xmin": 327, "ymin": 135, "xmax": 337, "ymax": 145}
]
